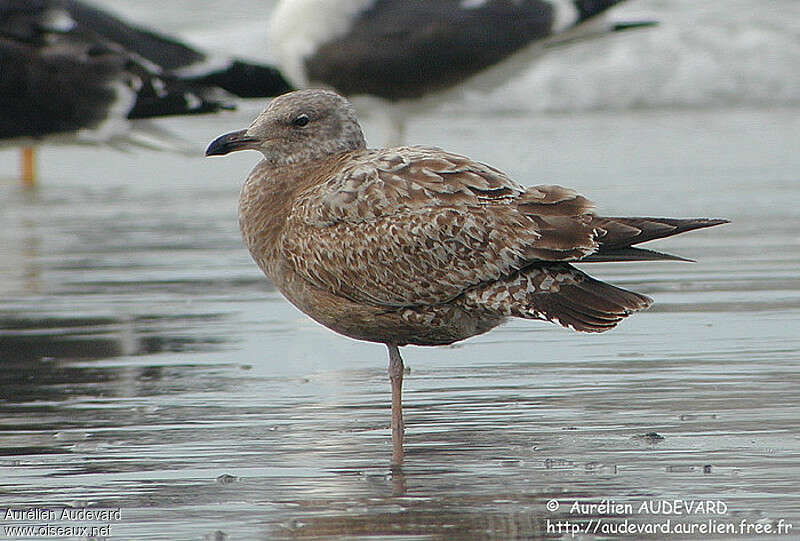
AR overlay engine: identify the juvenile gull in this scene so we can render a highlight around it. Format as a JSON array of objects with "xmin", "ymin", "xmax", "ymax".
[
  {"xmin": 205, "ymin": 89, "xmax": 727, "ymax": 466},
  {"xmin": 269, "ymin": 0, "xmax": 655, "ymax": 141},
  {"xmin": 0, "ymin": 0, "xmax": 291, "ymax": 185}
]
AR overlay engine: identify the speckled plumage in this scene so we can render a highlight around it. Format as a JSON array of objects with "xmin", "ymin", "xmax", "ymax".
[{"xmin": 206, "ymin": 89, "xmax": 726, "ymax": 464}]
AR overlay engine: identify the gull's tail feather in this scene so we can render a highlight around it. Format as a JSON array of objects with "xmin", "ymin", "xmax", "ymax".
[
  {"xmin": 465, "ymin": 264, "xmax": 652, "ymax": 333},
  {"xmin": 529, "ymin": 269, "xmax": 653, "ymax": 332}
]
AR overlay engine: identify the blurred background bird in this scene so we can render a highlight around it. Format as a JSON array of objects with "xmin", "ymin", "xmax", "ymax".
[
  {"xmin": 0, "ymin": 0, "xmax": 292, "ymax": 186},
  {"xmin": 268, "ymin": 0, "xmax": 656, "ymax": 142},
  {"xmin": 1, "ymin": 0, "xmax": 658, "ymax": 186}
]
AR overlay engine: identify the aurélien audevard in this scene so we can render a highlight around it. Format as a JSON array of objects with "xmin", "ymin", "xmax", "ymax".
[{"xmin": 4, "ymin": 507, "xmax": 122, "ymax": 521}]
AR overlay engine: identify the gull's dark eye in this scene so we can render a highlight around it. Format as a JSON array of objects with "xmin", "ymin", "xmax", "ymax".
[{"xmin": 292, "ymin": 114, "xmax": 310, "ymax": 127}]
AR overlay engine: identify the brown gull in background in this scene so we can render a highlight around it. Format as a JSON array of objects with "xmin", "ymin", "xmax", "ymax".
[{"xmin": 205, "ymin": 89, "xmax": 727, "ymax": 466}]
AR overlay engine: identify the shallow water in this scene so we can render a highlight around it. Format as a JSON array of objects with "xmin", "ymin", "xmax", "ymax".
[{"xmin": 1, "ymin": 105, "xmax": 799, "ymax": 540}]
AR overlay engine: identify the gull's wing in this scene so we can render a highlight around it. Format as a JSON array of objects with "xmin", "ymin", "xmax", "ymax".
[
  {"xmin": 62, "ymin": 0, "xmax": 291, "ymax": 98},
  {"xmin": 282, "ymin": 146, "xmax": 601, "ymax": 308}
]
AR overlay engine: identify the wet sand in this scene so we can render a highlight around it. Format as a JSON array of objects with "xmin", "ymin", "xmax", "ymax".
[{"xmin": 1, "ymin": 107, "xmax": 798, "ymax": 540}]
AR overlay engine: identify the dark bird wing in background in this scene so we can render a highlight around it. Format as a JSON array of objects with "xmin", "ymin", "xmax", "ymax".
[
  {"xmin": 61, "ymin": 0, "xmax": 292, "ymax": 98},
  {"xmin": 0, "ymin": 0, "xmax": 292, "ymax": 140},
  {"xmin": 304, "ymin": 0, "xmax": 656, "ymax": 101}
]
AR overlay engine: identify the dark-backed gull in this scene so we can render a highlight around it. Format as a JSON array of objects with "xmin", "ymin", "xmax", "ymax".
[
  {"xmin": 0, "ymin": 0, "xmax": 292, "ymax": 185},
  {"xmin": 268, "ymin": 0, "xmax": 655, "ymax": 141}
]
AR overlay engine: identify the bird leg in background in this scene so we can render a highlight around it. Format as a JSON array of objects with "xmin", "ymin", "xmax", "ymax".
[
  {"xmin": 387, "ymin": 343, "xmax": 405, "ymax": 466},
  {"xmin": 385, "ymin": 109, "xmax": 407, "ymax": 147},
  {"xmin": 22, "ymin": 147, "xmax": 36, "ymax": 187}
]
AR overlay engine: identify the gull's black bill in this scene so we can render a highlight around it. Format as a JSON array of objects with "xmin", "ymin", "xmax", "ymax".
[{"xmin": 205, "ymin": 129, "xmax": 259, "ymax": 156}]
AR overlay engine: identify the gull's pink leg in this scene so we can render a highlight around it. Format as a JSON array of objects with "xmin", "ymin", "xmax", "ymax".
[{"xmin": 387, "ymin": 344, "xmax": 404, "ymax": 467}]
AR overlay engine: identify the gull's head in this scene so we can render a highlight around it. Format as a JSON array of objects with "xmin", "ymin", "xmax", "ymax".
[{"xmin": 205, "ymin": 89, "xmax": 366, "ymax": 165}]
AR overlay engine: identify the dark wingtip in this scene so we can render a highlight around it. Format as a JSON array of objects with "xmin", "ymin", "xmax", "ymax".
[
  {"xmin": 586, "ymin": 217, "xmax": 729, "ymax": 263},
  {"xmin": 612, "ymin": 20, "xmax": 659, "ymax": 32},
  {"xmin": 581, "ymin": 247, "xmax": 695, "ymax": 263},
  {"xmin": 189, "ymin": 60, "xmax": 294, "ymax": 98},
  {"xmin": 682, "ymin": 218, "xmax": 730, "ymax": 232}
]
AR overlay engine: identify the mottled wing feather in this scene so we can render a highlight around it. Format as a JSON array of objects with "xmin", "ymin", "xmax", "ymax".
[
  {"xmin": 463, "ymin": 264, "xmax": 653, "ymax": 332},
  {"xmin": 283, "ymin": 146, "xmax": 600, "ymax": 308}
]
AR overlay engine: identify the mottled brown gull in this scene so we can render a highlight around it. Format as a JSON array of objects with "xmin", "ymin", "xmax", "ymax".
[{"xmin": 205, "ymin": 88, "xmax": 727, "ymax": 466}]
